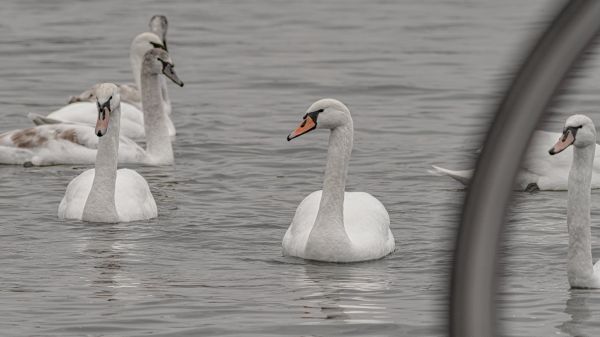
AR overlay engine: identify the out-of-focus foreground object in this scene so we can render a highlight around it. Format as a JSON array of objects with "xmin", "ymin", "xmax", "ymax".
[{"xmin": 450, "ymin": 1, "xmax": 600, "ymax": 337}]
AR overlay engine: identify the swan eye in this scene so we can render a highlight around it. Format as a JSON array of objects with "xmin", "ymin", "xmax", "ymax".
[{"xmin": 158, "ymin": 58, "xmax": 172, "ymax": 70}]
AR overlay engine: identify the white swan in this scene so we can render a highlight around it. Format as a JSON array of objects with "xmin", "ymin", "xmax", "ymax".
[
  {"xmin": 67, "ymin": 16, "xmax": 172, "ymax": 115},
  {"xmin": 0, "ymin": 47, "xmax": 182, "ymax": 166},
  {"xmin": 431, "ymin": 130, "xmax": 600, "ymax": 191},
  {"xmin": 549, "ymin": 115, "xmax": 600, "ymax": 288},
  {"xmin": 282, "ymin": 99, "xmax": 395, "ymax": 262},
  {"xmin": 58, "ymin": 83, "xmax": 157, "ymax": 222},
  {"xmin": 31, "ymin": 31, "xmax": 176, "ymax": 139}
]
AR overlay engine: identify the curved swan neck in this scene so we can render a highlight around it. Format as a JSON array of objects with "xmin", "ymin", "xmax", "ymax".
[
  {"xmin": 305, "ymin": 119, "xmax": 354, "ymax": 260},
  {"xmin": 82, "ymin": 106, "xmax": 121, "ymax": 222},
  {"xmin": 319, "ymin": 122, "xmax": 353, "ymax": 221},
  {"xmin": 160, "ymin": 76, "xmax": 171, "ymax": 113},
  {"xmin": 130, "ymin": 53, "xmax": 143, "ymax": 91},
  {"xmin": 141, "ymin": 65, "xmax": 173, "ymax": 164},
  {"xmin": 567, "ymin": 143, "xmax": 595, "ymax": 287}
]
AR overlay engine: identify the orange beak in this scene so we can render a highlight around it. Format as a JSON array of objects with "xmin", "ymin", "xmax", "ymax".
[
  {"xmin": 95, "ymin": 106, "xmax": 110, "ymax": 137},
  {"xmin": 287, "ymin": 115, "xmax": 317, "ymax": 141},
  {"xmin": 549, "ymin": 129, "xmax": 575, "ymax": 155}
]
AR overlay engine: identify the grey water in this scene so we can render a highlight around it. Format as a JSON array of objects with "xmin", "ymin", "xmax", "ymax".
[{"xmin": 2, "ymin": 0, "xmax": 600, "ymax": 336}]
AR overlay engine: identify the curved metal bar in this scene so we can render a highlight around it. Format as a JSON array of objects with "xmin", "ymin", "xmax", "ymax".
[{"xmin": 450, "ymin": 1, "xmax": 600, "ymax": 336}]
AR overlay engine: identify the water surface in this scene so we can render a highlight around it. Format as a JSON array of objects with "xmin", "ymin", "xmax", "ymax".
[{"xmin": 3, "ymin": 1, "xmax": 599, "ymax": 336}]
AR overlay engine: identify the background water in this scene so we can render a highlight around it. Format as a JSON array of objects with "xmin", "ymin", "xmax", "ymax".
[{"xmin": 3, "ymin": 0, "xmax": 600, "ymax": 336}]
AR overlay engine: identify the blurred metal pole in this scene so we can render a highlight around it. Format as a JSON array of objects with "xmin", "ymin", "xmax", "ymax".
[{"xmin": 450, "ymin": 1, "xmax": 600, "ymax": 336}]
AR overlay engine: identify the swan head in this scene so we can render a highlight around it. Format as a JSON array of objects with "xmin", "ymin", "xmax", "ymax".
[
  {"xmin": 94, "ymin": 83, "xmax": 120, "ymax": 137},
  {"xmin": 549, "ymin": 114, "xmax": 596, "ymax": 155},
  {"xmin": 143, "ymin": 48, "xmax": 184, "ymax": 87},
  {"xmin": 130, "ymin": 32, "xmax": 166, "ymax": 82},
  {"xmin": 149, "ymin": 15, "xmax": 168, "ymax": 48},
  {"xmin": 131, "ymin": 32, "xmax": 165, "ymax": 56},
  {"xmin": 68, "ymin": 83, "xmax": 101, "ymax": 104},
  {"xmin": 287, "ymin": 98, "xmax": 351, "ymax": 141}
]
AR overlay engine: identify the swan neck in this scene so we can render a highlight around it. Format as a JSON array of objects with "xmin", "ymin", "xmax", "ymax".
[
  {"xmin": 130, "ymin": 51, "xmax": 142, "ymax": 91},
  {"xmin": 318, "ymin": 123, "xmax": 353, "ymax": 221},
  {"xmin": 82, "ymin": 106, "xmax": 121, "ymax": 222},
  {"xmin": 160, "ymin": 76, "xmax": 171, "ymax": 113},
  {"xmin": 141, "ymin": 65, "xmax": 173, "ymax": 163},
  {"xmin": 306, "ymin": 121, "xmax": 354, "ymax": 256},
  {"xmin": 567, "ymin": 143, "xmax": 595, "ymax": 286}
]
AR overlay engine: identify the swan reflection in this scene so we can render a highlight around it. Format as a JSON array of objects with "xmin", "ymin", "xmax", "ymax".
[
  {"xmin": 297, "ymin": 261, "xmax": 393, "ymax": 324},
  {"xmin": 558, "ymin": 289, "xmax": 594, "ymax": 337}
]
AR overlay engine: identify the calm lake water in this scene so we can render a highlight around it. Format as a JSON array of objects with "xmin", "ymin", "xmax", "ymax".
[{"xmin": 3, "ymin": 0, "xmax": 600, "ymax": 336}]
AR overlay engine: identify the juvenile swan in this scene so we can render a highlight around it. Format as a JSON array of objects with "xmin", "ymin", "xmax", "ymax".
[
  {"xmin": 58, "ymin": 84, "xmax": 157, "ymax": 222},
  {"xmin": 282, "ymin": 99, "xmax": 395, "ymax": 262},
  {"xmin": 549, "ymin": 115, "xmax": 600, "ymax": 288},
  {"xmin": 67, "ymin": 16, "xmax": 172, "ymax": 115},
  {"xmin": 149, "ymin": 15, "xmax": 169, "ymax": 50},
  {"xmin": 0, "ymin": 47, "xmax": 183, "ymax": 166},
  {"xmin": 34, "ymin": 32, "xmax": 176, "ymax": 139}
]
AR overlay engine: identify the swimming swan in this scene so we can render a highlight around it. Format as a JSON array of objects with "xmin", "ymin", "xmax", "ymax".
[
  {"xmin": 58, "ymin": 83, "xmax": 157, "ymax": 222},
  {"xmin": 549, "ymin": 115, "xmax": 600, "ymax": 288},
  {"xmin": 32, "ymin": 31, "xmax": 176, "ymax": 139},
  {"xmin": 0, "ymin": 47, "xmax": 183, "ymax": 166},
  {"xmin": 282, "ymin": 99, "xmax": 395, "ymax": 262},
  {"xmin": 431, "ymin": 130, "xmax": 600, "ymax": 191},
  {"xmin": 149, "ymin": 15, "xmax": 168, "ymax": 50},
  {"xmin": 67, "ymin": 16, "xmax": 172, "ymax": 116}
]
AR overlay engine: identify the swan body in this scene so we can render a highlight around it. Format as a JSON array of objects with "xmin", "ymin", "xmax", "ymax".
[
  {"xmin": 550, "ymin": 115, "xmax": 600, "ymax": 288},
  {"xmin": 36, "ymin": 100, "xmax": 175, "ymax": 140},
  {"xmin": 0, "ymin": 47, "xmax": 183, "ymax": 166},
  {"xmin": 283, "ymin": 99, "xmax": 395, "ymax": 262},
  {"xmin": 284, "ymin": 190, "xmax": 394, "ymax": 261},
  {"xmin": 58, "ymin": 83, "xmax": 157, "ymax": 223},
  {"xmin": 432, "ymin": 130, "xmax": 600, "ymax": 190},
  {"xmin": 47, "ymin": 30, "xmax": 175, "ymax": 139},
  {"xmin": 0, "ymin": 124, "xmax": 145, "ymax": 166},
  {"xmin": 58, "ymin": 168, "xmax": 157, "ymax": 222}
]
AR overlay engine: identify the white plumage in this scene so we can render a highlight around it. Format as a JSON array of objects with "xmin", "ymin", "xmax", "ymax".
[
  {"xmin": 283, "ymin": 190, "xmax": 395, "ymax": 261},
  {"xmin": 58, "ymin": 83, "xmax": 157, "ymax": 223},
  {"xmin": 58, "ymin": 168, "xmax": 157, "ymax": 222},
  {"xmin": 0, "ymin": 124, "xmax": 145, "ymax": 166},
  {"xmin": 283, "ymin": 99, "xmax": 395, "ymax": 262},
  {"xmin": 31, "ymin": 32, "xmax": 175, "ymax": 140},
  {"xmin": 549, "ymin": 115, "xmax": 600, "ymax": 288},
  {"xmin": 431, "ymin": 130, "xmax": 600, "ymax": 190}
]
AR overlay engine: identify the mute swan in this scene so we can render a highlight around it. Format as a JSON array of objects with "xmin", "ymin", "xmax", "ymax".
[
  {"xmin": 282, "ymin": 99, "xmax": 395, "ymax": 262},
  {"xmin": 431, "ymin": 130, "xmax": 600, "ymax": 191},
  {"xmin": 148, "ymin": 15, "xmax": 172, "ymax": 117},
  {"xmin": 149, "ymin": 15, "xmax": 169, "ymax": 56},
  {"xmin": 67, "ymin": 16, "xmax": 172, "ymax": 115},
  {"xmin": 549, "ymin": 115, "xmax": 600, "ymax": 288},
  {"xmin": 66, "ymin": 83, "xmax": 141, "ymax": 110},
  {"xmin": 32, "ymin": 31, "xmax": 176, "ymax": 139},
  {"xmin": 0, "ymin": 47, "xmax": 182, "ymax": 166},
  {"xmin": 58, "ymin": 83, "xmax": 157, "ymax": 222}
]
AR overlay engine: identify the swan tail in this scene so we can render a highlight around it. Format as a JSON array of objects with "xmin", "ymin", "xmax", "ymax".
[
  {"xmin": 27, "ymin": 112, "xmax": 63, "ymax": 126},
  {"xmin": 429, "ymin": 165, "xmax": 473, "ymax": 186}
]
